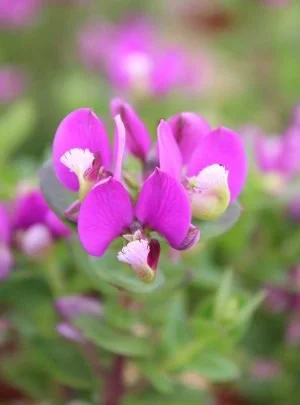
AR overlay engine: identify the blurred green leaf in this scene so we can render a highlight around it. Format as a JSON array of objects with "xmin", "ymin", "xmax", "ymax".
[
  {"xmin": 75, "ymin": 316, "xmax": 153, "ymax": 357},
  {"xmin": 0, "ymin": 99, "xmax": 37, "ymax": 163},
  {"xmin": 187, "ymin": 351, "xmax": 240, "ymax": 382},
  {"xmin": 214, "ymin": 270, "xmax": 234, "ymax": 320},
  {"xmin": 32, "ymin": 338, "xmax": 95, "ymax": 389},
  {"xmin": 196, "ymin": 201, "xmax": 242, "ymax": 240}
]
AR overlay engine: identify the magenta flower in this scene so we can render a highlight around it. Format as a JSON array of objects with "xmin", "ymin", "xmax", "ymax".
[
  {"xmin": 0, "ymin": 0, "xmax": 43, "ymax": 28},
  {"xmin": 0, "ymin": 204, "xmax": 13, "ymax": 280},
  {"xmin": 12, "ymin": 187, "xmax": 71, "ymax": 257},
  {"xmin": 110, "ymin": 98, "xmax": 247, "ymax": 221},
  {"xmin": 78, "ymin": 169, "xmax": 191, "ymax": 282},
  {"xmin": 0, "ymin": 67, "xmax": 26, "ymax": 104},
  {"xmin": 78, "ymin": 18, "xmax": 199, "ymax": 97},
  {"xmin": 158, "ymin": 116, "xmax": 247, "ymax": 220},
  {"xmin": 51, "ymin": 106, "xmax": 194, "ymax": 282}
]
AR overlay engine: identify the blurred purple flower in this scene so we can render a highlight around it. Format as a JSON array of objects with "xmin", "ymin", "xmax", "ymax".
[
  {"xmin": 55, "ymin": 295, "xmax": 102, "ymax": 343},
  {"xmin": 250, "ymin": 359, "xmax": 281, "ymax": 379},
  {"xmin": 0, "ymin": 67, "xmax": 26, "ymax": 104},
  {"xmin": 78, "ymin": 17, "xmax": 202, "ymax": 97},
  {"xmin": 264, "ymin": 285, "xmax": 292, "ymax": 313},
  {"xmin": 262, "ymin": 0, "xmax": 292, "ymax": 7},
  {"xmin": 0, "ymin": 0, "xmax": 43, "ymax": 28},
  {"xmin": 286, "ymin": 315, "xmax": 300, "ymax": 345},
  {"xmin": 0, "ymin": 204, "xmax": 13, "ymax": 280}
]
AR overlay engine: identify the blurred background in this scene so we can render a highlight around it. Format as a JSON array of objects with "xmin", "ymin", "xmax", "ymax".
[{"xmin": 1, "ymin": 0, "xmax": 300, "ymax": 404}]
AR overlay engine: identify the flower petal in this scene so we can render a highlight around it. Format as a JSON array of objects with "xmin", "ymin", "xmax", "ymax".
[
  {"xmin": 110, "ymin": 98, "xmax": 151, "ymax": 161},
  {"xmin": 135, "ymin": 168, "xmax": 191, "ymax": 249},
  {"xmin": 168, "ymin": 112, "xmax": 210, "ymax": 164},
  {"xmin": 78, "ymin": 178, "xmax": 134, "ymax": 256},
  {"xmin": 13, "ymin": 189, "xmax": 48, "ymax": 230},
  {"xmin": 157, "ymin": 119, "xmax": 182, "ymax": 181},
  {"xmin": 187, "ymin": 127, "xmax": 247, "ymax": 202},
  {"xmin": 113, "ymin": 114, "xmax": 126, "ymax": 181},
  {"xmin": 52, "ymin": 108, "xmax": 111, "ymax": 191}
]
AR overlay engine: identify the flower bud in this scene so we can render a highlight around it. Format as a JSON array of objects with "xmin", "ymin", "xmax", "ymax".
[{"xmin": 188, "ymin": 164, "xmax": 230, "ymax": 220}]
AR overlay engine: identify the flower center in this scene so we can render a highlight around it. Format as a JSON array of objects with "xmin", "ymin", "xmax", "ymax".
[{"xmin": 60, "ymin": 148, "xmax": 95, "ymax": 181}]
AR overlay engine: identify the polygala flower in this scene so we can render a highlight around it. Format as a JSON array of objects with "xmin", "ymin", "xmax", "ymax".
[
  {"xmin": 78, "ymin": 17, "xmax": 200, "ymax": 97},
  {"xmin": 0, "ymin": 0, "xmax": 43, "ymax": 28},
  {"xmin": 0, "ymin": 204, "xmax": 13, "ymax": 280},
  {"xmin": 55, "ymin": 295, "xmax": 102, "ymax": 343},
  {"xmin": 51, "ymin": 104, "xmax": 194, "ymax": 282},
  {"xmin": 12, "ymin": 187, "xmax": 71, "ymax": 258},
  {"xmin": 111, "ymin": 99, "xmax": 247, "ymax": 222},
  {"xmin": 0, "ymin": 67, "xmax": 26, "ymax": 104}
]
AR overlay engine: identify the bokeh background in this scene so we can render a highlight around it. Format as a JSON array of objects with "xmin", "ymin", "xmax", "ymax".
[{"xmin": 1, "ymin": 0, "xmax": 300, "ymax": 404}]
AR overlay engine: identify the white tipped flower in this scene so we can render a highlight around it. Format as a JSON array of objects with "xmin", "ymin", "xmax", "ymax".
[
  {"xmin": 117, "ymin": 239, "xmax": 155, "ymax": 283},
  {"xmin": 21, "ymin": 224, "xmax": 52, "ymax": 258},
  {"xmin": 61, "ymin": 148, "xmax": 94, "ymax": 180},
  {"xmin": 188, "ymin": 164, "xmax": 230, "ymax": 221}
]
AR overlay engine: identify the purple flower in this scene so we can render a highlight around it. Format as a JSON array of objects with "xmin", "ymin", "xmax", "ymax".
[
  {"xmin": 0, "ymin": 67, "xmax": 26, "ymax": 103},
  {"xmin": 158, "ymin": 118, "xmax": 247, "ymax": 220},
  {"xmin": 0, "ymin": 0, "xmax": 43, "ymax": 29},
  {"xmin": 286, "ymin": 315, "xmax": 300, "ymax": 345},
  {"xmin": 264, "ymin": 285, "xmax": 292, "ymax": 313},
  {"xmin": 78, "ymin": 17, "xmax": 199, "ymax": 97},
  {"xmin": 0, "ymin": 204, "xmax": 13, "ymax": 280},
  {"xmin": 12, "ymin": 187, "xmax": 71, "ymax": 257},
  {"xmin": 55, "ymin": 295, "xmax": 102, "ymax": 319},
  {"xmin": 250, "ymin": 359, "xmax": 281, "ymax": 379},
  {"xmin": 55, "ymin": 295, "xmax": 102, "ymax": 343},
  {"xmin": 78, "ymin": 169, "xmax": 191, "ymax": 282},
  {"xmin": 262, "ymin": 0, "xmax": 292, "ymax": 7}
]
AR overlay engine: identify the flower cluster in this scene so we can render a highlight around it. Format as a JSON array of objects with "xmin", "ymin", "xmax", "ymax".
[
  {"xmin": 50, "ymin": 98, "xmax": 247, "ymax": 283},
  {"xmin": 78, "ymin": 17, "xmax": 205, "ymax": 97},
  {"xmin": 0, "ymin": 185, "xmax": 71, "ymax": 280}
]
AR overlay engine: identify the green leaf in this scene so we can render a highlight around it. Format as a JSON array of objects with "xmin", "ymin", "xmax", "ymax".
[
  {"xmin": 163, "ymin": 293, "xmax": 189, "ymax": 355},
  {"xmin": 75, "ymin": 316, "xmax": 153, "ymax": 357},
  {"xmin": 32, "ymin": 338, "xmax": 95, "ymax": 389},
  {"xmin": 214, "ymin": 270, "xmax": 234, "ymax": 320},
  {"xmin": 139, "ymin": 362, "xmax": 173, "ymax": 394},
  {"xmin": 39, "ymin": 160, "xmax": 75, "ymax": 228},
  {"xmin": 187, "ymin": 351, "xmax": 240, "ymax": 382},
  {"xmin": 196, "ymin": 201, "xmax": 242, "ymax": 240},
  {"xmin": 0, "ymin": 99, "xmax": 37, "ymax": 163}
]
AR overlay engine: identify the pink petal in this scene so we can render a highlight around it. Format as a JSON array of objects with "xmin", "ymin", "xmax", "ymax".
[
  {"xmin": 113, "ymin": 115, "xmax": 126, "ymax": 181},
  {"xmin": 78, "ymin": 178, "xmax": 134, "ymax": 256},
  {"xmin": 157, "ymin": 120, "xmax": 182, "ymax": 181},
  {"xmin": 0, "ymin": 204, "xmax": 11, "ymax": 245},
  {"xmin": 52, "ymin": 108, "xmax": 111, "ymax": 191},
  {"xmin": 110, "ymin": 98, "xmax": 151, "ymax": 161},
  {"xmin": 168, "ymin": 112, "xmax": 211, "ymax": 164},
  {"xmin": 135, "ymin": 169, "xmax": 191, "ymax": 249},
  {"xmin": 187, "ymin": 127, "xmax": 247, "ymax": 202}
]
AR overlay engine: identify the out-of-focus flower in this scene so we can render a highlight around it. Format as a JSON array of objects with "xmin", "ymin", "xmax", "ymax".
[
  {"xmin": 0, "ymin": 67, "xmax": 26, "ymax": 104},
  {"xmin": 12, "ymin": 187, "xmax": 71, "ymax": 258},
  {"xmin": 286, "ymin": 315, "xmax": 300, "ymax": 345},
  {"xmin": 0, "ymin": 0, "xmax": 43, "ymax": 28},
  {"xmin": 0, "ymin": 204, "xmax": 13, "ymax": 280},
  {"xmin": 55, "ymin": 295, "xmax": 102, "ymax": 343},
  {"xmin": 264, "ymin": 285, "xmax": 291, "ymax": 313},
  {"xmin": 250, "ymin": 359, "xmax": 281, "ymax": 379},
  {"xmin": 78, "ymin": 17, "xmax": 203, "ymax": 97},
  {"xmin": 262, "ymin": 0, "xmax": 292, "ymax": 8}
]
